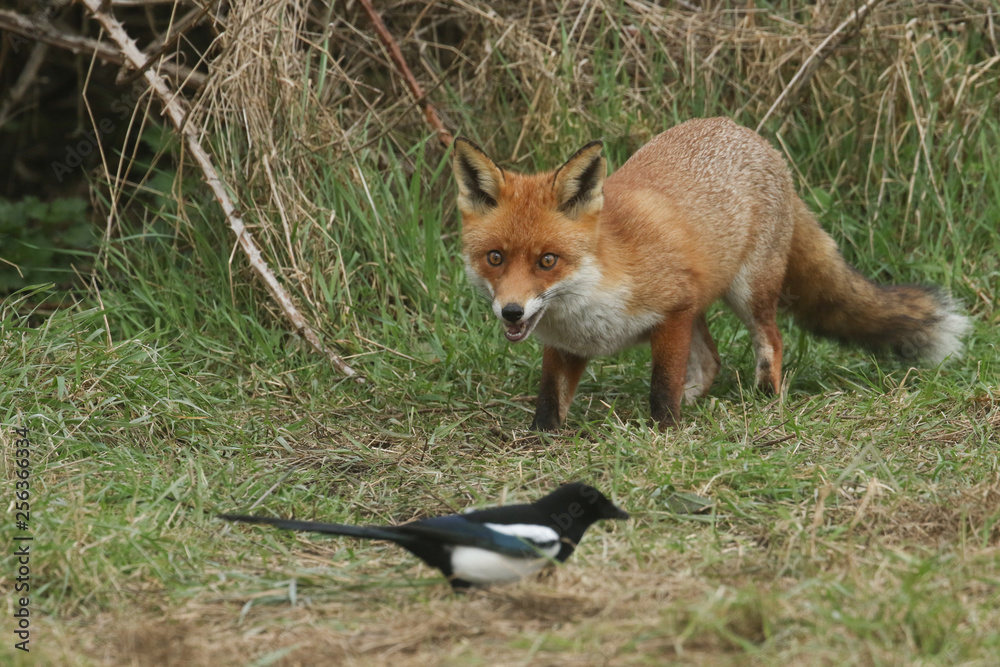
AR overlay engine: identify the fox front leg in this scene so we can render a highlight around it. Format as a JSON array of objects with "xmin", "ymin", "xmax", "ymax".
[
  {"xmin": 648, "ymin": 311, "xmax": 696, "ymax": 429},
  {"xmin": 532, "ymin": 347, "xmax": 589, "ymax": 431}
]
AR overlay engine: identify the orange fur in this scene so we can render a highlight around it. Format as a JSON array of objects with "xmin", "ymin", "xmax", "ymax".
[{"xmin": 453, "ymin": 118, "xmax": 968, "ymax": 430}]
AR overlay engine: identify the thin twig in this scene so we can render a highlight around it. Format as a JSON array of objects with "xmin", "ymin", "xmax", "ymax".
[
  {"xmin": 110, "ymin": 0, "xmax": 195, "ymax": 5},
  {"xmin": 0, "ymin": 8, "xmax": 205, "ymax": 90},
  {"xmin": 115, "ymin": 1, "xmax": 214, "ymax": 86},
  {"xmin": 356, "ymin": 0, "xmax": 453, "ymax": 147},
  {"xmin": 757, "ymin": 0, "xmax": 885, "ymax": 132},
  {"xmin": 78, "ymin": 0, "xmax": 360, "ymax": 380},
  {"xmin": 0, "ymin": 40, "xmax": 49, "ymax": 129},
  {"xmin": 248, "ymin": 467, "xmax": 299, "ymax": 512}
]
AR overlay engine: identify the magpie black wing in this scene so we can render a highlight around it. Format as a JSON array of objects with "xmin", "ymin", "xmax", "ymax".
[{"xmin": 396, "ymin": 515, "xmax": 549, "ymax": 558}]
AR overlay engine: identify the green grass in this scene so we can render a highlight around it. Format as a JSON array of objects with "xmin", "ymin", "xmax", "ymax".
[{"xmin": 3, "ymin": 2, "xmax": 1000, "ymax": 664}]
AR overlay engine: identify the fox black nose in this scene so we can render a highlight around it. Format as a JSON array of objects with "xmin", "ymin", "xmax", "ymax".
[{"xmin": 501, "ymin": 303, "xmax": 524, "ymax": 323}]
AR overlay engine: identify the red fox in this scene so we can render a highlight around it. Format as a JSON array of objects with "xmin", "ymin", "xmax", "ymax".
[{"xmin": 453, "ymin": 118, "xmax": 969, "ymax": 430}]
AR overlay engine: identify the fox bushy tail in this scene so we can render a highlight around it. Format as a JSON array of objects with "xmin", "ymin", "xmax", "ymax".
[{"xmin": 782, "ymin": 201, "xmax": 969, "ymax": 364}]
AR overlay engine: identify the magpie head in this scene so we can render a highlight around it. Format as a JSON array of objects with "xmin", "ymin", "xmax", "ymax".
[{"xmin": 537, "ymin": 482, "xmax": 629, "ymax": 539}]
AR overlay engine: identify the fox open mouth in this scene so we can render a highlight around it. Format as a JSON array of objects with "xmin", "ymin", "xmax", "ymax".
[{"xmin": 504, "ymin": 310, "xmax": 543, "ymax": 343}]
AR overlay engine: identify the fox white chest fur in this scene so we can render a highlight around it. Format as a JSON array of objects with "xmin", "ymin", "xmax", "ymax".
[
  {"xmin": 529, "ymin": 261, "xmax": 663, "ymax": 359},
  {"xmin": 464, "ymin": 255, "xmax": 662, "ymax": 359}
]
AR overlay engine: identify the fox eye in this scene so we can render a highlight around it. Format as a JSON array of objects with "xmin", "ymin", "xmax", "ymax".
[
  {"xmin": 539, "ymin": 253, "xmax": 558, "ymax": 270},
  {"xmin": 486, "ymin": 250, "xmax": 503, "ymax": 266}
]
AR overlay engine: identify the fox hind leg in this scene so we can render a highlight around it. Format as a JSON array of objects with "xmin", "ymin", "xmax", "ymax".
[
  {"xmin": 684, "ymin": 314, "xmax": 721, "ymax": 404},
  {"xmin": 726, "ymin": 272, "xmax": 785, "ymax": 395},
  {"xmin": 749, "ymin": 303, "xmax": 783, "ymax": 395}
]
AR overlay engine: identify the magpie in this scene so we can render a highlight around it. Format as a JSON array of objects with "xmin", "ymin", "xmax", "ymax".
[{"xmin": 219, "ymin": 482, "xmax": 628, "ymax": 590}]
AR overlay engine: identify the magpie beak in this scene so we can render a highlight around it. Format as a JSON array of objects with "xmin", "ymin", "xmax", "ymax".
[{"xmin": 219, "ymin": 482, "xmax": 629, "ymax": 590}]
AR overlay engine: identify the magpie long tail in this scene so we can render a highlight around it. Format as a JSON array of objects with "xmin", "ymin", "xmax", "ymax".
[{"xmin": 218, "ymin": 514, "xmax": 405, "ymax": 543}]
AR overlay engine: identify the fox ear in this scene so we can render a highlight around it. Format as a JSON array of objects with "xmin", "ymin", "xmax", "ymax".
[
  {"xmin": 553, "ymin": 141, "xmax": 605, "ymax": 218},
  {"xmin": 453, "ymin": 137, "xmax": 503, "ymax": 214}
]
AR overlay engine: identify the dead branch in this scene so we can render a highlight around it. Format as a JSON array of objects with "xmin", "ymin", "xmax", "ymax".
[
  {"xmin": 0, "ymin": 8, "xmax": 205, "ymax": 90},
  {"xmin": 357, "ymin": 0, "xmax": 453, "ymax": 148},
  {"xmin": 78, "ymin": 0, "xmax": 359, "ymax": 380}
]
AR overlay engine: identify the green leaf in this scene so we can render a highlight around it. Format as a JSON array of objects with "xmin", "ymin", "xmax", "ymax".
[{"xmin": 663, "ymin": 491, "xmax": 714, "ymax": 515}]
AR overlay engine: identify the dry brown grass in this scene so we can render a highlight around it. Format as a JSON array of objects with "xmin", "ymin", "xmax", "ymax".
[
  {"xmin": 26, "ymin": 410, "xmax": 999, "ymax": 665},
  {"xmin": 38, "ymin": 485, "xmax": 1000, "ymax": 666}
]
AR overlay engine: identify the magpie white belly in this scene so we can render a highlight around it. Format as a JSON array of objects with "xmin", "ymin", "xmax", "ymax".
[{"xmin": 450, "ymin": 547, "xmax": 550, "ymax": 584}]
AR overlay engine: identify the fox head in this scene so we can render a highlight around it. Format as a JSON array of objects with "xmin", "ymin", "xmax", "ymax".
[{"xmin": 452, "ymin": 137, "xmax": 607, "ymax": 343}]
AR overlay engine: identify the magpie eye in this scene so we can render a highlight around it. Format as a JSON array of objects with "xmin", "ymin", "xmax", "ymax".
[
  {"xmin": 487, "ymin": 250, "xmax": 503, "ymax": 266},
  {"xmin": 539, "ymin": 253, "xmax": 557, "ymax": 270}
]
